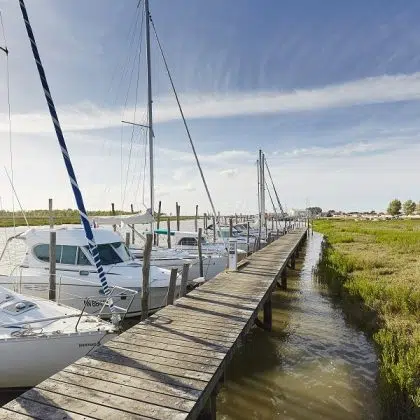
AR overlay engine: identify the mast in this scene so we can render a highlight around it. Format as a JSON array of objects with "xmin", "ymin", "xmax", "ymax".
[
  {"xmin": 261, "ymin": 152, "xmax": 266, "ymax": 236},
  {"xmin": 18, "ymin": 0, "xmax": 118, "ymax": 322},
  {"xmin": 257, "ymin": 157, "xmax": 261, "ymax": 237},
  {"xmin": 265, "ymin": 157, "xmax": 285, "ymax": 219},
  {"xmin": 145, "ymin": 0, "xmax": 154, "ymax": 224}
]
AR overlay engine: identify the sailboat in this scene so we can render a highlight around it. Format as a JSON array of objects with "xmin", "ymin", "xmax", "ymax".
[{"xmin": 0, "ymin": 1, "xmax": 119, "ymax": 389}]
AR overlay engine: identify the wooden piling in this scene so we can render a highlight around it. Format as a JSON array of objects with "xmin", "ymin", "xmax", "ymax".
[
  {"xmin": 212, "ymin": 216, "xmax": 216, "ymax": 243},
  {"xmin": 290, "ymin": 252, "xmax": 296, "ymax": 269},
  {"xmin": 166, "ymin": 267, "xmax": 178, "ymax": 306},
  {"xmin": 48, "ymin": 198, "xmax": 54, "ymax": 229},
  {"xmin": 246, "ymin": 222, "xmax": 250, "ymax": 256},
  {"xmin": 130, "ymin": 204, "xmax": 135, "ymax": 244},
  {"xmin": 198, "ymin": 227, "xmax": 204, "ymax": 278},
  {"xmin": 180, "ymin": 263, "xmax": 189, "ymax": 297},
  {"xmin": 263, "ymin": 297, "xmax": 272, "ymax": 331},
  {"xmin": 155, "ymin": 201, "xmax": 161, "ymax": 246},
  {"xmin": 195, "ymin": 205, "xmax": 198, "ymax": 232},
  {"xmin": 280, "ymin": 268, "xmax": 287, "ymax": 290},
  {"xmin": 229, "ymin": 218, "xmax": 233, "ymax": 237},
  {"xmin": 49, "ymin": 231, "xmax": 56, "ymax": 301},
  {"xmin": 176, "ymin": 202, "xmax": 180, "ymax": 231},
  {"xmin": 111, "ymin": 202, "xmax": 116, "ymax": 232},
  {"xmin": 141, "ymin": 234, "xmax": 153, "ymax": 321},
  {"xmin": 235, "ymin": 213, "xmax": 238, "ymax": 224},
  {"xmin": 203, "ymin": 213, "xmax": 207, "ymax": 230},
  {"xmin": 167, "ymin": 218, "xmax": 171, "ymax": 249},
  {"xmin": 125, "ymin": 232, "xmax": 130, "ymax": 247}
]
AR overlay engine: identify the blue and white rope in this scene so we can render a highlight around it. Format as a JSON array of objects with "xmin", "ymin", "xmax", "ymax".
[{"xmin": 19, "ymin": 0, "xmax": 116, "ymax": 316}]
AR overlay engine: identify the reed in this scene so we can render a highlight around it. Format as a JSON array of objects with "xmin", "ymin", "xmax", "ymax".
[{"xmin": 314, "ymin": 218, "xmax": 420, "ymax": 419}]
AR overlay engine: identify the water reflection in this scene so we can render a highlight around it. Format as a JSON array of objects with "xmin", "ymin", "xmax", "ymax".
[{"xmin": 217, "ymin": 233, "xmax": 379, "ymax": 420}]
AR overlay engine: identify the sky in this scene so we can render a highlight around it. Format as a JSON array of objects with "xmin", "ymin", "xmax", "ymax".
[{"xmin": 0, "ymin": 0, "xmax": 420, "ymax": 215}]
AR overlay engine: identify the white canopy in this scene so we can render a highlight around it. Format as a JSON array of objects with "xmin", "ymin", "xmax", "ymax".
[{"xmin": 90, "ymin": 212, "xmax": 155, "ymax": 226}]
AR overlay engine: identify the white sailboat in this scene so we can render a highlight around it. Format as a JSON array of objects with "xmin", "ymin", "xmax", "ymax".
[
  {"xmin": 0, "ymin": 227, "xmax": 175, "ymax": 317},
  {"xmin": 0, "ymin": 285, "xmax": 116, "ymax": 388}
]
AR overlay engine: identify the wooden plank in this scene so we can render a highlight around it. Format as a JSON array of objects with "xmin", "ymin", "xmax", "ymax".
[
  {"xmin": 51, "ymin": 371, "xmax": 195, "ymax": 413},
  {"xmin": 7, "ymin": 388, "xmax": 151, "ymax": 420},
  {"xmin": 0, "ymin": 408, "xmax": 34, "ymax": 420},
  {"xmin": 36, "ymin": 380, "xmax": 187, "ymax": 420},
  {"xmin": 64, "ymin": 363, "xmax": 200, "ymax": 400},
  {"xmin": 75, "ymin": 357, "xmax": 207, "ymax": 392},
  {"xmin": 2, "ymin": 398, "xmax": 96, "ymax": 420},
  {"xmin": 92, "ymin": 347, "xmax": 214, "ymax": 382}
]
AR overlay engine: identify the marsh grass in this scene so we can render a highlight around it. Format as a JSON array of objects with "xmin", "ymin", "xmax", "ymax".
[{"xmin": 314, "ymin": 219, "xmax": 420, "ymax": 419}]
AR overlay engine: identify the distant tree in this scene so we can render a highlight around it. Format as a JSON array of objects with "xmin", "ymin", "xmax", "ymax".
[
  {"xmin": 416, "ymin": 202, "xmax": 420, "ymax": 214},
  {"xmin": 387, "ymin": 199, "xmax": 402, "ymax": 216},
  {"xmin": 403, "ymin": 200, "xmax": 416, "ymax": 215},
  {"xmin": 306, "ymin": 206, "xmax": 322, "ymax": 216}
]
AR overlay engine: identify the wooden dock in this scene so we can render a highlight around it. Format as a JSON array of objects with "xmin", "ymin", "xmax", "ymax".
[{"xmin": 0, "ymin": 228, "xmax": 307, "ymax": 420}]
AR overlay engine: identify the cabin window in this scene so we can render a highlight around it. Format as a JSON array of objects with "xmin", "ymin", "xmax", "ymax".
[
  {"xmin": 178, "ymin": 237, "xmax": 197, "ymax": 246},
  {"xmin": 33, "ymin": 244, "xmax": 61, "ymax": 263},
  {"xmin": 77, "ymin": 247, "xmax": 92, "ymax": 266},
  {"xmin": 96, "ymin": 243, "xmax": 125, "ymax": 265},
  {"xmin": 61, "ymin": 245, "xmax": 77, "ymax": 265}
]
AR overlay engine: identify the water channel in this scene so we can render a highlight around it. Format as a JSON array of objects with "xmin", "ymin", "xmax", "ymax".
[{"xmin": 217, "ymin": 232, "xmax": 380, "ymax": 419}]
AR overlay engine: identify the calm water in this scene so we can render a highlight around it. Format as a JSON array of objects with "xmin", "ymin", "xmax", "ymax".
[{"xmin": 217, "ymin": 232, "xmax": 380, "ymax": 419}]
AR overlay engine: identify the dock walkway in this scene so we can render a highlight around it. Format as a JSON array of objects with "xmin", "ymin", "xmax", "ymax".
[{"xmin": 1, "ymin": 228, "xmax": 307, "ymax": 420}]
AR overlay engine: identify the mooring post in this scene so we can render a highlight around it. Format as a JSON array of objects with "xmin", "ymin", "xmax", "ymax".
[
  {"xmin": 125, "ymin": 232, "xmax": 130, "ymax": 247},
  {"xmin": 229, "ymin": 218, "xmax": 233, "ymax": 237},
  {"xmin": 198, "ymin": 227, "xmax": 204, "ymax": 278},
  {"xmin": 48, "ymin": 198, "xmax": 54, "ymax": 229},
  {"xmin": 290, "ymin": 252, "xmax": 296, "ymax": 269},
  {"xmin": 166, "ymin": 267, "xmax": 178, "ymax": 305},
  {"xmin": 167, "ymin": 218, "xmax": 171, "ymax": 249},
  {"xmin": 130, "ymin": 203, "xmax": 135, "ymax": 244},
  {"xmin": 280, "ymin": 268, "xmax": 287, "ymax": 290},
  {"xmin": 176, "ymin": 202, "xmax": 180, "ymax": 231},
  {"xmin": 204, "ymin": 213, "xmax": 207, "ymax": 230},
  {"xmin": 235, "ymin": 213, "xmax": 238, "ymax": 224},
  {"xmin": 141, "ymin": 234, "xmax": 153, "ymax": 321},
  {"xmin": 198, "ymin": 391, "xmax": 217, "ymax": 420},
  {"xmin": 111, "ymin": 202, "xmax": 116, "ymax": 232},
  {"xmin": 155, "ymin": 201, "xmax": 162, "ymax": 246},
  {"xmin": 211, "ymin": 216, "xmax": 215, "ymax": 243},
  {"xmin": 246, "ymin": 221, "xmax": 250, "ymax": 256},
  {"xmin": 195, "ymin": 205, "xmax": 198, "ymax": 232},
  {"xmin": 263, "ymin": 297, "xmax": 272, "ymax": 331},
  {"xmin": 49, "ymin": 230, "xmax": 56, "ymax": 301},
  {"xmin": 180, "ymin": 263, "xmax": 189, "ymax": 297}
]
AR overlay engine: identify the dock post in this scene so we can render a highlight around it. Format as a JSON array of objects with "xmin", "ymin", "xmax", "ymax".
[
  {"xmin": 204, "ymin": 213, "xmax": 207, "ymax": 230},
  {"xmin": 290, "ymin": 252, "xmax": 296, "ymax": 269},
  {"xmin": 141, "ymin": 234, "xmax": 153, "ymax": 321},
  {"xmin": 125, "ymin": 232, "xmax": 130, "ymax": 247},
  {"xmin": 246, "ymin": 222, "xmax": 250, "ymax": 255},
  {"xmin": 198, "ymin": 227, "xmax": 204, "ymax": 278},
  {"xmin": 229, "ymin": 218, "xmax": 233, "ymax": 237},
  {"xmin": 212, "ymin": 216, "xmax": 216, "ymax": 243},
  {"xmin": 155, "ymin": 200, "xmax": 161, "ymax": 246},
  {"xmin": 49, "ymin": 231, "xmax": 56, "ymax": 301},
  {"xmin": 195, "ymin": 205, "xmax": 198, "ymax": 232},
  {"xmin": 235, "ymin": 213, "xmax": 238, "ymax": 224},
  {"xmin": 263, "ymin": 297, "xmax": 272, "ymax": 331},
  {"xmin": 111, "ymin": 202, "xmax": 116, "ymax": 232},
  {"xmin": 48, "ymin": 198, "xmax": 54, "ymax": 228},
  {"xmin": 167, "ymin": 219, "xmax": 171, "ymax": 249},
  {"xmin": 176, "ymin": 202, "xmax": 180, "ymax": 231},
  {"xmin": 180, "ymin": 263, "xmax": 189, "ymax": 297},
  {"xmin": 280, "ymin": 268, "xmax": 287, "ymax": 290},
  {"xmin": 198, "ymin": 391, "xmax": 217, "ymax": 420},
  {"xmin": 166, "ymin": 267, "xmax": 178, "ymax": 305},
  {"xmin": 130, "ymin": 203, "xmax": 135, "ymax": 244}
]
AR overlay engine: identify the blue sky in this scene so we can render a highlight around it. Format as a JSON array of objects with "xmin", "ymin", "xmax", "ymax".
[{"xmin": 0, "ymin": 0, "xmax": 420, "ymax": 214}]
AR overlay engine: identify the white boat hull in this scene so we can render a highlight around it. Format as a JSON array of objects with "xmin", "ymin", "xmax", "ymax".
[{"xmin": 0, "ymin": 330, "xmax": 114, "ymax": 388}]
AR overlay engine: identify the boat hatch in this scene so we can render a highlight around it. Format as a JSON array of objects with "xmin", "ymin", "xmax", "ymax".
[
  {"xmin": 2, "ymin": 300, "xmax": 38, "ymax": 315},
  {"xmin": 0, "ymin": 293, "xmax": 14, "ymax": 306}
]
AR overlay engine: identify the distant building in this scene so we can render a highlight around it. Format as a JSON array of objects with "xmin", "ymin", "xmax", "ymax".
[{"xmin": 289, "ymin": 208, "xmax": 307, "ymax": 217}]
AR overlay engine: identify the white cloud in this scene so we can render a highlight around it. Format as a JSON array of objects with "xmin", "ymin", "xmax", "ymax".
[
  {"xmin": 4, "ymin": 72, "xmax": 420, "ymax": 133},
  {"xmin": 220, "ymin": 168, "xmax": 239, "ymax": 178}
]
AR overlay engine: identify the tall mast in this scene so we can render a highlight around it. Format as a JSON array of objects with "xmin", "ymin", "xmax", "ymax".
[
  {"xmin": 145, "ymin": 0, "xmax": 154, "ymax": 222},
  {"xmin": 257, "ymin": 156, "xmax": 261, "ymax": 237}
]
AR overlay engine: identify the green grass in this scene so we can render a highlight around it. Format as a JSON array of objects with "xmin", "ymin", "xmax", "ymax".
[
  {"xmin": 314, "ymin": 219, "xmax": 420, "ymax": 419},
  {"xmin": 0, "ymin": 209, "xmax": 198, "ymax": 228}
]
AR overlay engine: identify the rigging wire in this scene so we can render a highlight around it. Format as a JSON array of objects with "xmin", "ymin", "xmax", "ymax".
[
  {"xmin": 149, "ymin": 15, "xmax": 226, "ymax": 246},
  {"xmin": 264, "ymin": 156, "xmax": 285, "ymax": 218},
  {"xmin": 120, "ymin": 1, "xmax": 146, "ymax": 211}
]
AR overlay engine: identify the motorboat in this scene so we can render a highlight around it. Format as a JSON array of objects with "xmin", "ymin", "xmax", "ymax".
[
  {"xmin": 0, "ymin": 227, "xmax": 179, "ymax": 317},
  {"xmin": 0, "ymin": 284, "xmax": 116, "ymax": 388}
]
